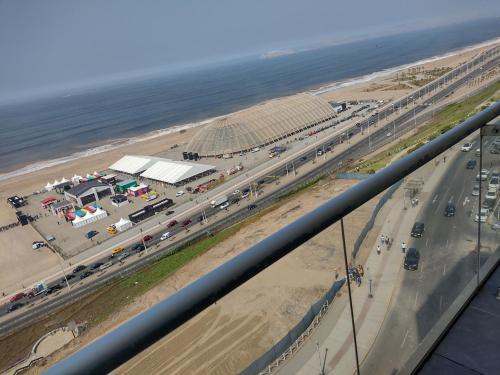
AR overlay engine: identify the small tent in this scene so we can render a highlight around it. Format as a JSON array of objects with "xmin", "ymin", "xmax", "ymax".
[
  {"xmin": 115, "ymin": 217, "xmax": 133, "ymax": 232},
  {"xmin": 45, "ymin": 182, "xmax": 53, "ymax": 191}
]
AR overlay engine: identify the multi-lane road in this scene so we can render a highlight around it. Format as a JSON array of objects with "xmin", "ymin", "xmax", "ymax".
[
  {"xmin": 361, "ymin": 137, "xmax": 500, "ymax": 374},
  {"xmin": 1, "ymin": 47, "xmax": 498, "ymax": 337}
]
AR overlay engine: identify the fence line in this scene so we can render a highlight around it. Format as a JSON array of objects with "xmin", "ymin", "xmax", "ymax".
[{"xmin": 240, "ymin": 279, "xmax": 345, "ymax": 375}]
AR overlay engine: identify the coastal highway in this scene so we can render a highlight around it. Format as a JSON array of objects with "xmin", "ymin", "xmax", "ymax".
[
  {"xmin": 361, "ymin": 139, "xmax": 500, "ymax": 374},
  {"xmin": 0, "ymin": 50, "xmax": 498, "ymax": 336}
]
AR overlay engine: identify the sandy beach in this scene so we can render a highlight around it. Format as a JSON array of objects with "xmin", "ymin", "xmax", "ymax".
[{"xmin": 0, "ymin": 40, "xmax": 497, "ymax": 225}]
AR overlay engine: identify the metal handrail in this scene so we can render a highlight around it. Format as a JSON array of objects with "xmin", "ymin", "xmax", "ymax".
[{"xmin": 45, "ymin": 102, "xmax": 500, "ymax": 375}]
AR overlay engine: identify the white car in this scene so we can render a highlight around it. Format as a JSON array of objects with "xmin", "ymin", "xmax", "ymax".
[
  {"xmin": 175, "ymin": 191, "xmax": 184, "ymax": 197},
  {"xmin": 32, "ymin": 241, "xmax": 45, "ymax": 250},
  {"xmin": 220, "ymin": 202, "xmax": 230, "ymax": 209},
  {"xmin": 160, "ymin": 232, "xmax": 172, "ymax": 241},
  {"xmin": 99, "ymin": 262, "xmax": 113, "ymax": 271},
  {"xmin": 485, "ymin": 189, "xmax": 497, "ymax": 201},
  {"xmin": 233, "ymin": 190, "xmax": 241, "ymax": 195},
  {"xmin": 461, "ymin": 143, "xmax": 472, "ymax": 152},
  {"xmin": 476, "ymin": 169, "xmax": 490, "ymax": 181},
  {"xmin": 472, "ymin": 184, "xmax": 480, "ymax": 196},
  {"xmin": 489, "ymin": 177, "xmax": 500, "ymax": 191},
  {"xmin": 474, "ymin": 208, "xmax": 490, "ymax": 223}
]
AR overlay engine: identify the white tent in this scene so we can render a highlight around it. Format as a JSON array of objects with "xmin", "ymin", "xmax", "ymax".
[
  {"xmin": 45, "ymin": 182, "xmax": 53, "ymax": 191},
  {"xmin": 71, "ymin": 208, "xmax": 108, "ymax": 228},
  {"xmin": 60, "ymin": 177, "xmax": 69, "ymax": 183},
  {"xmin": 71, "ymin": 175, "xmax": 82, "ymax": 184},
  {"xmin": 115, "ymin": 217, "xmax": 133, "ymax": 232},
  {"xmin": 53, "ymin": 179, "xmax": 60, "ymax": 186}
]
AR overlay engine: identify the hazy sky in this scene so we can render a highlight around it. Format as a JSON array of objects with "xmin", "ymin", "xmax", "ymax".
[{"xmin": 1, "ymin": 0, "xmax": 499, "ymax": 102}]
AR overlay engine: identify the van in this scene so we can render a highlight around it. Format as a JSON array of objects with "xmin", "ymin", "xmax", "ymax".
[{"xmin": 111, "ymin": 247, "xmax": 125, "ymax": 256}]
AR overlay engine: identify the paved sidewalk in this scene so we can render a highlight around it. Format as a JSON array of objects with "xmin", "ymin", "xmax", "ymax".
[{"xmin": 277, "ymin": 144, "xmax": 465, "ymax": 374}]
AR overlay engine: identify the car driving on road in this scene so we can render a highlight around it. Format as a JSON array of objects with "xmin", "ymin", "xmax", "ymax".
[
  {"xmin": 160, "ymin": 232, "xmax": 172, "ymax": 241},
  {"xmin": 410, "ymin": 222, "xmax": 425, "ymax": 238},
  {"xmin": 80, "ymin": 271, "xmax": 93, "ymax": 279},
  {"xmin": 466, "ymin": 160, "xmax": 476, "ymax": 169},
  {"xmin": 404, "ymin": 248, "xmax": 420, "ymax": 270},
  {"xmin": 444, "ymin": 202, "xmax": 456, "ymax": 217},
  {"xmin": 461, "ymin": 143, "xmax": 472, "ymax": 152},
  {"xmin": 6, "ymin": 303, "xmax": 24, "ymax": 313},
  {"xmin": 72, "ymin": 265, "xmax": 86, "ymax": 273}
]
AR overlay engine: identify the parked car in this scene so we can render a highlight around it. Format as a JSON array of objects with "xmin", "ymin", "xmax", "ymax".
[
  {"xmin": 85, "ymin": 230, "xmax": 98, "ymax": 239},
  {"xmin": 233, "ymin": 190, "xmax": 241, "ymax": 195},
  {"xmin": 182, "ymin": 219, "xmax": 192, "ymax": 227},
  {"xmin": 132, "ymin": 243, "xmax": 145, "ymax": 252},
  {"xmin": 90, "ymin": 262, "xmax": 104, "ymax": 270},
  {"xmin": 247, "ymin": 204, "xmax": 257, "ymax": 210},
  {"xmin": 485, "ymin": 189, "xmax": 497, "ymax": 201},
  {"xmin": 241, "ymin": 192, "xmax": 250, "ymax": 199},
  {"xmin": 472, "ymin": 184, "xmax": 480, "ymax": 196},
  {"xmin": 476, "ymin": 169, "xmax": 490, "ymax": 181},
  {"xmin": 99, "ymin": 262, "xmax": 113, "ymax": 271},
  {"xmin": 444, "ymin": 202, "xmax": 456, "ymax": 217},
  {"xmin": 220, "ymin": 201, "xmax": 230, "ymax": 209},
  {"xmin": 117, "ymin": 252, "xmax": 130, "ymax": 261},
  {"xmin": 404, "ymin": 248, "xmax": 420, "ymax": 270},
  {"xmin": 475, "ymin": 208, "xmax": 490, "ymax": 223},
  {"xmin": 231, "ymin": 198, "xmax": 240, "ymax": 204},
  {"xmin": 32, "ymin": 241, "xmax": 45, "ymax": 250},
  {"xmin": 482, "ymin": 199, "xmax": 495, "ymax": 210},
  {"xmin": 9, "ymin": 292, "xmax": 26, "ymax": 303},
  {"xmin": 6, "ymin": 303, "xmax": 24, "ymax": 313},
  {"xmin": 167, "ymin": 220, "xmax": 178, "ymax": 228},
  {"xmin": 466, "ymin": 159, "xmax": 476, "ymax": 169},
  {"xmin": 45, "ymin": 284, "xmax": 62, "ymax": 295},
  {"xmin": 410, "ymin": 222, "xmax": 425, "ymax": 238},
  {"xmin": 461, "ymin": 143, "xmax": 472, "ymax": 152},
  {"xmin": 60, "ymin": 274, "xmax": 75, "ymax": 284},
  {"xmin": 143, "ymin": 235, "xmax": 153, "ymax": 242},
  {"xmin": 175, "ymin": 191, "xmax": 184, "ymax": 197},
  {"xmin": 80, "ymin": 271, "xmax": 93, "ymax": 280},
  {"xmin": 72, "ymin": 265, "xmax": 86, "ymax": 274},
  {"xmin": 111, "ymin": 247, "xmax": 125, "ymax": 257},
  {"xmin": 489, "ymin": 176, "xmax": 500, "ymax": 190},
  {"xmin": 160, "ymin": 232, "xmax": 172, "ymax": 241}
]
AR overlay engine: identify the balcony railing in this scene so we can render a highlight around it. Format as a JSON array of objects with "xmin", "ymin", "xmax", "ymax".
[{"xmin": 45, "ymin": 102, "xmax": 500, "ymax": 375}]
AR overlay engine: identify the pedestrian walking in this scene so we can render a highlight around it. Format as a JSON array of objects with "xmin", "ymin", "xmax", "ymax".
[
  {"xmin": 401, "ymin": 241, "xmax": 407, "ymax": 253},
  {"xmin": 377, "ymin": 245, "xmax": 381, "ymax": 255},
  {"xmin": 380, "ymin": 234, "xmax": 385, "ymax": 245}
]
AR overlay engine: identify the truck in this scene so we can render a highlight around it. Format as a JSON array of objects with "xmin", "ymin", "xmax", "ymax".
[
  {"xmin": 210, "ymin": 195, "xmax": 228, "ymax": 208},
  {"xmin": 28, "ymin": 282, "xmax": 48, "ymax": 298}
]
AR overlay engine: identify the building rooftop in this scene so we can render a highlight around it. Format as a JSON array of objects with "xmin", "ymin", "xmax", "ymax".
[{"xmin": 186, "ymin": 93, "xmax": 336, "ymax": 156}]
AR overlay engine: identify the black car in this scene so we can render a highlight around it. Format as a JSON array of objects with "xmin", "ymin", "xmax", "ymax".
[
  {"xmin": 404, "ymin": 248, "xmax": 420, "ymax": 270},
  {"xmin": 45, "ymin": 284, "xmax": 63, "ymax": 295},
  {"xmin": 6, "ymin": 303, "xmax": 23, "ymax": 313},
  {"xmin": 60, "ymin": 274, "xmax": 75, "ymax": 284},
  {"xmin": 242, "ymin": 188, "xmax": 251, "ymax": 194},
  {"xmin": 300, "ymin": 156, "xmax": 307, "ymax": 161},
  {"xmin": 72, "ymin": 265, "xmax": 86, "ymax": 273},
  {"xmin": 132, "ymin": 243, "xmax": 145, "ymax": 252},
  {"xmin": 90, "ymin": 262, "xmax": 104, "ymax": 270},
  {"xmin": 247, "ymin": 204, "xmax": 257, "ymax": 210},
  {"xmin": 410, "ymin": 222, "xmax": 425, "ymax": 238},
  {"xmin": 466, "ymin": 159, "xmax": 477, "ymax": 169},
  {"xmin": 80, "ymin": 271, "xmax": 93, "ymax": 279},
  {"xmin": 444, "ymin": 203, "xmax": 456, "ymax": 217},
  {"xmin": 231, "ymin": 198, "xmax": 240, "ymax": 204}
]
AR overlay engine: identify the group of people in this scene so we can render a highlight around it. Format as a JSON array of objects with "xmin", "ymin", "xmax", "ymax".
[
  {"xmin": 348, "ymin": 264, "xmax": 364, "ymax": 287},
  {"xmin": 376, "ymin": 234, "xmax": 393, "ymax": 254}
]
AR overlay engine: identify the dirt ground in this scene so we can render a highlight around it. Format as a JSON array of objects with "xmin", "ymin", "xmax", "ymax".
[{"xmin": 23, "ymin": 178, "xmax": 382, "ymax": 375}]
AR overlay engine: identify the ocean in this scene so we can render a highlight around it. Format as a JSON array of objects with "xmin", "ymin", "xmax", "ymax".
[{"xmin": 1, "ymin": 18, "xmax": 500, "ymax": 180}]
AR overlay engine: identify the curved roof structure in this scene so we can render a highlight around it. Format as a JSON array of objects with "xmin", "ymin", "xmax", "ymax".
[{"xmin": 186, "ymin": 93, "xmax": 336, "ymax": 156}]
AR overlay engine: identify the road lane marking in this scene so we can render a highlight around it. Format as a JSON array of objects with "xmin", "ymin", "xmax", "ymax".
[
  {"xmin": 443, "ymin": 263, "xmax": 446, "ymax": 275},
  {"xmin": 463, "ymin": 196, "xmax": 469, "ymax": 206},
  {"xmin": 445, "ymin": 239, "xmax": 449, "ymax": 249},
  {"xmin": 432, "ymin": 195, "xmax": 439, "ymax": 204},
  {"xmin": 425, "ymin": 238, "xmax": 429, "ymax": 248},
  {"xmin": 420, "ymin": 261, "xmax": 424, "ymax": 274},
  {"xmin": 401, "ymin": 329, "xmax": 410, "ymax": 348},
  {"xmin": 414, "ymin": 291, "xmax": 419, "ymax": 309},
  {"xmin": 440, "ymin": 295, "xmax": 443, "ymax": 310}
]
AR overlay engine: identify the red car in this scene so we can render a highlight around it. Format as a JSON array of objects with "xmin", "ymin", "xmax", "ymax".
[
  {"xmin": 10, "ymin": 292, "xmax": 26, "ymax": 303},
  {"xmin": 182, "ymin": 219, "xmax": 192, "ymax": 227},
  {"xmin": 143, "ymin": 235, "xmax": 153, "ymax": 242},
  {"xmin": 167, "ymin": 220, "xmax": 178, "ymax": 228}
]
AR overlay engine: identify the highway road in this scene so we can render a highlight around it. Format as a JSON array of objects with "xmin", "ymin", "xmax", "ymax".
[
  {"xmin": 361, "ymin": 137, "xmax": 500, "ymax": 374},
  {"xmin": 1, "ymin": 48, "xmax": 498, "ymax": 337}
]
